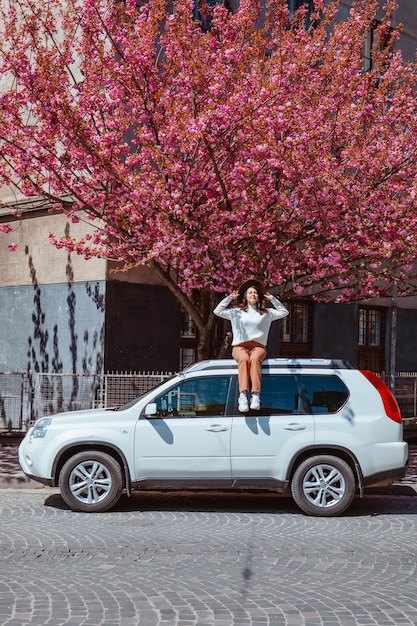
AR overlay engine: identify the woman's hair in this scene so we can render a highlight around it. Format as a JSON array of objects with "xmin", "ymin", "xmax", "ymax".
[{"xmin": 237, "ymin": 288, "xmax": 267, "ymax": 314}]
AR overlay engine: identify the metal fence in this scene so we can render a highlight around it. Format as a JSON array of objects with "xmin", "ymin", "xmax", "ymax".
[
  {"xmin": 380, "ymin": 373, "xmax": 417, "ymax": 425},
  {"xmin": 2, "ymin": 370, "xmax": 417, "ymax": 433},
  {"xmin": 0, "ymin": 373, "xmax": 26, "ymax": 431},
  {"xmin": 0, "ymin": 371, "xmax": 172, "ymax": 432}
]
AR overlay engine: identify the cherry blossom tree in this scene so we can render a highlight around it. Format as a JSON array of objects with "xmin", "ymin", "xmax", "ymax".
[{"xmin": 0, "ymin": 0, "xmax": 417, "ymax": 358}]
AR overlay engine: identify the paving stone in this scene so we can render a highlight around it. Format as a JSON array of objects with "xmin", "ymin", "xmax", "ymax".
[{"xmin": 1, "ymin": 446, "xmax": 417, "ymax": 624}]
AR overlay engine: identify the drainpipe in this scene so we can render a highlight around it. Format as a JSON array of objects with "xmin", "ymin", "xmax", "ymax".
[{"xmin": 389, "ymin": 281, "xmax": 398, "ymax": 392}]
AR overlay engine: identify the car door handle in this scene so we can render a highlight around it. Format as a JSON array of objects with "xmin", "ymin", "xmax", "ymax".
[
  {"xmin": 284, "ymin": 423, "xmax": 307, "ymax": 431},
  {"xmin": 206, "ymin": 425, "xmax": 229, "ymax": 432}
]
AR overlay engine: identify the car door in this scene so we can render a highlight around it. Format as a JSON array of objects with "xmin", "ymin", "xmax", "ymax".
[
  {"xmin": 134, "ymin": 375, "xmax": 233, "ymax": 481},
  {"xmin": 230, "ymin": 373, "xmax": 315, "ymax": 482}
]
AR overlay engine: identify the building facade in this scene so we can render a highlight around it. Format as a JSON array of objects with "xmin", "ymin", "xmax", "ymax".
[{"xmin": 1, "ymin": 0, "xmax": 416, "ymax": 377}]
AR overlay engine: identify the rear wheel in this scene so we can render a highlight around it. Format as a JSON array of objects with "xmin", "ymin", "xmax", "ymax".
[
  {"xmin": 59, "ymin": 451, "xmax": 124, "ymax": 512},
  {"xmin": 291, "ymin": 455, "xmax": 355, "ymax": 517}
]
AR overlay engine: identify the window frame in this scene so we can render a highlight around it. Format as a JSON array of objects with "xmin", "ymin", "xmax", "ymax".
[
  {"xmin": 358, "ymin": 306, "xmax": 384, "ymax": 348},
  {"xmin": 363, "ymin": 19, "xmax": 393, "ymax": 74},
  {"xmin": 279, "ymin": 300, "xmax": 314, "ymax": 358},
  {"xmin": 358, "ymin": 306, "xmax": 386, "ymax": 372}
]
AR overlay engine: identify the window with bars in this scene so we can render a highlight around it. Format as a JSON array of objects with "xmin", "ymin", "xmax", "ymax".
[
  {"xmin": 358, "ymin": 307, "xmax": 384, "ymax": 347},
  {"xmin": 280, "ymin": 301, "xmax": 313, "ymax": 357},
  {"xmin": 180, "ymin": 347, "xmax": 197, "ymax": 370},
  {"xmin": 363, "ymin": 20, "xmax": 393, "ymax": 73},
  {"xmin": 363, "ymin": 20, "xmax": 380, "ymax": 73},
  {"xmin": 181, "ymin": 312, "xmax": 196, "ymax": 338},
  {"xmin": 180, "ymin": 308, "xmax": 226, "ymax": 369},
  {"xmin": 358, "ymin": 306, "xmax": 386, "ymax": 372},
  {"xmin": 287, "ymin": 0, "xmax": 313, "ymax": 20},
  {"xmin": 180, "ymin": 311, "xmax": 197, "ymax": 369},
  {"xmin": 194, "ymin": 0, "xmax": 313, "ymax": 30},
  {"xmin": 193, "ymin": 0, "xmax": 233, "ymax": 31}
]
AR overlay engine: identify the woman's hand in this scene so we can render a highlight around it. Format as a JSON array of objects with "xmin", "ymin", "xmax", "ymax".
[
  {"xmin": 264, "ymin": 292, "xmax": 274, "ymax": 301},
  {"xmin": 230, "ymin": 291, "xmax": 239, "ymax": 299}
]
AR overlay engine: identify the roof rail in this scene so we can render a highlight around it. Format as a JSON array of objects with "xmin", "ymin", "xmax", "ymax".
[{"xmin": 183, "ymin": 358, "xmax": 355, "ymax": 372}]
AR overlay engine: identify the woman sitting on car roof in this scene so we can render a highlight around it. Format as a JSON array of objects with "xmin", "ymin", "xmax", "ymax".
[{"xmin": 213, "ymin": 279, "xmax": 289, "ymax": 413}]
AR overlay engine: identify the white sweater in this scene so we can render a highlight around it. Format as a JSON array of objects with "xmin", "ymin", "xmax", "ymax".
[{"xmin": 213, "ymin": 296, "xmax": 289, "ymax": 347}]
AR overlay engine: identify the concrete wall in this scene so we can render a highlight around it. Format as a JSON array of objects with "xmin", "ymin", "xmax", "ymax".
[
  {"xmin": 0, "ymin": 281, "xmax": 105, "ymax": 374},
  {"xmin": 1, "ymin": 211, "xmax": 106, "ymax": 286},
  {"xmin": 338, "ymin": 0, "xmax": 417, "ymax": 63},
  {"xmin": 0, "ymin": 211, "xmax": 106, "ymax": 374},
  {"xmin": 393, "ymin": 0, "xmax": 417, "ymax": 62}
]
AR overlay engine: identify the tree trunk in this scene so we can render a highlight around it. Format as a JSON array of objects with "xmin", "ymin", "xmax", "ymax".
[{"xmin": 147, "ymin": 260, "xmax": 226, "ymax": 363}]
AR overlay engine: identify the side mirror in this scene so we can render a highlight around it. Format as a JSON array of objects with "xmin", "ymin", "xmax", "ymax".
[{"xmin": 144, "ymin": 403, "xmax": 158, "ymax": 417}]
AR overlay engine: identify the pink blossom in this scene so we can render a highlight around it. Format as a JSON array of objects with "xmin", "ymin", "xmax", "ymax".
[{"xmin": 0, "ymin": 0, "xmax": 416, "ymax": 356}]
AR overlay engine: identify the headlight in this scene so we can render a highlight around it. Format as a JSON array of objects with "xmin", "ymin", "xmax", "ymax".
[{"xmin": 32, "ymin": 418, "xmax": 52, "ymax": 438}]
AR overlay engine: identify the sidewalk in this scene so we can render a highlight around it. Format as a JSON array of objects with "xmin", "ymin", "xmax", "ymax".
[
  {"xmin": 1, "ymin": 441, "xmax": 417, "ymax": 492},
  {"xmin": 0, "ymin": 444, "xmax": 45, "ymax": 489}
]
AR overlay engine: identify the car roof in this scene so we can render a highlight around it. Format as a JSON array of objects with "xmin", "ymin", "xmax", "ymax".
[{"xmin": 183, "ymin": 358, "xmax": 356, "ymax": 373}]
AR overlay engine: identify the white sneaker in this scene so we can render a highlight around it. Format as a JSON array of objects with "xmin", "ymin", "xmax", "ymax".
[
  {"xmin": 250, "ymin": 393, "xmax": 260, "ymax": 410},
  {"xmin": 238, "ymin": 394, "xmax": 249, "ymax": 413}
]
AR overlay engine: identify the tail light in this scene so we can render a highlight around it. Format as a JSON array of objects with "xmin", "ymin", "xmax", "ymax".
[{"xmin": 360, "ymin": 370, "xmax": 402, "ymax": 424}]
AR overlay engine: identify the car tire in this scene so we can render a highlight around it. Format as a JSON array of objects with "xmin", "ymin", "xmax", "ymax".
[
  {"xmin": 59, "ymin": 450, "xmax": 124, "ymax": 512},
  {"xmin": 291, "ymin": 455, "xmax": 356, "ymax": 517}
]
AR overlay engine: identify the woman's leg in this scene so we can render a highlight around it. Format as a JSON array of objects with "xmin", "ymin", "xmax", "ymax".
[
  {"xmin": 249, "ymin": 345, "xmax": 267, "ymax": 393},
  {"xmin": 232, "ymin": 345, "xmax": 250, "ymax": 392}
]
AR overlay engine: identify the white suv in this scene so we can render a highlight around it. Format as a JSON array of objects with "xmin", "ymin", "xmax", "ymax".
[{"xmin": 18, "ymin": 359, "xmax": 408, "ymax": 516}]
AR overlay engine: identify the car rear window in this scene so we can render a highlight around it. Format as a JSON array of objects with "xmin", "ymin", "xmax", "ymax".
[{"xmin": 301, "ymin": 375, "xmax": 349, "ymax": 413}]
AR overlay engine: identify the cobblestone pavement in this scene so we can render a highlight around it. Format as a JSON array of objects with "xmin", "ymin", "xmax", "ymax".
[
  {"xmin": 1, "ymin": 485, "xmax": 417, "ymax": 625},
  {"xmin": 1, "ymin": 445, "xmax": 417, "ymax": 625}
]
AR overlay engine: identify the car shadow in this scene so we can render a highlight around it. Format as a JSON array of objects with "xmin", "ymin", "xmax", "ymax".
[
  {"xmin": 44, "ymin": 490, "xmax": 299, "ymax": 513},
  {"xmin": 44, "ymin": 486, "xmax": 417, "ymax": 516}
]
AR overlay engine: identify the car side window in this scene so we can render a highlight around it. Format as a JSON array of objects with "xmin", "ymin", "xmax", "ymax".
[
  {"xmin": 258, "ymin": 375, "xmax": 302, "ymax": 415},
  {"xmin": 154, "ymin": 376, "xmax": 232, "ymax": 418},
  {"xmin": 302, "ymin": 375, "xmax": 349, "ymax": 413}
]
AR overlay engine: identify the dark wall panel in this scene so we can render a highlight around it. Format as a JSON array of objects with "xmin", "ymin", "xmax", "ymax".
[
  {"xmin": 396, "ymin": 309, "xmax": 417, "ymax": 372},
  {"xmin": 313, "ymin": 303, "xmax": 358, "ymax": 365},
  {"xmin": 104, "ymin": 281, "xmax": 180, "ymax": 372},
  {"xmin": 267, "ymin": 320, "xmax": 282, "ymax": 357}
]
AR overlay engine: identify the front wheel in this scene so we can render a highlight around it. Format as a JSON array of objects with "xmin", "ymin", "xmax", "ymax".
[
  {"xmin": 59, "ymin": 451, "xmax": 124, "ymax": 512},
  {"xmin": 291, "ymin": 455, "xmax": 355, "ymax": 517}
]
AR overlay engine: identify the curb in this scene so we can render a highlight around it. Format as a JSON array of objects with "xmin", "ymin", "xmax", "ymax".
[
  {"xmin": 0, "ymin": 470, "xmax": 46, "ymax": 490},
  {"xmin": 366, "ymin": 483, "xmax": 417, "ymax": 496},
  {"xmin": 0, "ymin": 476, "xmax": 46, "ymax": 489}
]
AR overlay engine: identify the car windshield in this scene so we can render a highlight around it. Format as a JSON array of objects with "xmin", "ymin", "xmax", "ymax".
[{"xmin": 115, "ymin": 375, "xmax": 177, "ymax": 411}]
